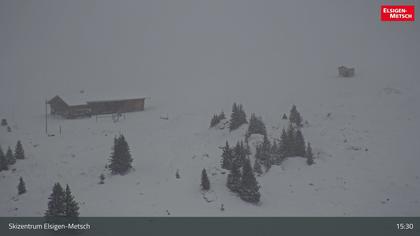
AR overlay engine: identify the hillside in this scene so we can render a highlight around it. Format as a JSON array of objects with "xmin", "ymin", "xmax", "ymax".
[{"xmin": 0, "ymin": 0, "xmax": 419, "ymax": 216}]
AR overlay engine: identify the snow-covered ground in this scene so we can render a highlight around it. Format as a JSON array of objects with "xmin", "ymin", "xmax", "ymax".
[{"xmin": 0, "ymin": 0, "xmax": 419, "ymax": 216}]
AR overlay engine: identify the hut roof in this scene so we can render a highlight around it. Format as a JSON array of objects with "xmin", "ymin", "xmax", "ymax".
[
  {"xmin": 87, "ymin": 97, "xmax": 146, "ymax": 104},
  {"xmin": 48, "ymin": 92, "xmax": 147, "ymax": 106},
  {"xmin": 47, "ymin": 95, "xmax": 68, "ymax": 106}
]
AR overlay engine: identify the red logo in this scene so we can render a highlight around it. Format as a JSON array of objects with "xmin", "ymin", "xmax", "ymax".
[{"xmin": 381, "ymin": 5, "xmax": 415, "ymax": 21}]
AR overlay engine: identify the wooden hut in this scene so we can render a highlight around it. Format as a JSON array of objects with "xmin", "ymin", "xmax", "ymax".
[
  {"xmin": 338, "ymin": 66, "xmax": 355, "ymax": 77},
  {"xmin": 47, "ymin": 96, "xmax": 69, "ymax": 116},
  {"xmin": 47, "ymin": 95, "xmax": 146, "ymax": 119},
  {"xmin": 87, "ymin": 98, "xmax": 145, "ymax": 115}
]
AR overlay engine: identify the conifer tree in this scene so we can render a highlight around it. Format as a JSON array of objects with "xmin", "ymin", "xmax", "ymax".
[
  {"xmin": 261, "ymin": 134, "xmax": 271, "ymax": 153},
  {"xmin": 294, "ymin": 130, "xmax": 306, "ymax": 157},
  {"xmin": 109, "ymin": 135, "xmax": 133, "ymax": 175},
  {"xmin": 201, "ymin": 168, "xmax": 210, "ymax": 191},
  {"xmin": 64, "ymin": 185, "xmax": 80, "ymax": 219},
  {"xmin": 246, "ymin": 114, "xmax": 256, "ymax": 136},
  {"xmin": 306, "ymin": 142, "xmax": 314, "ymax": 166},
  {"xmin": 271, "ymin": 140, "xmax": 282, "ymax": 165},
  {"xmin": 0, "ymin": 146, "xmax": 8, "ymax": 171},
  {"xmin": 1, "ymin": 118, "xmax": 7, "ymax": 126},
  {"xmin": 232, "ymin": 141, "xmax": 246, "ymax": 168},
  {"xmin": 238, "ymin": 104, "xmax": 247, "ymax": 126},
  {"xmin": 261, "ymin": 135, "xmax": 272, "ymax": 170},
  {"xmin": 18, "ymin": 177, "xmax": 26, "ymax": 195},
  {"xmin": 45, "ymin": 183, "xmax": 80, "ymax": 223},
  {"xmin": 286, "ymin": 123, "xmax": 296, "ymax": 157},
  {"xmin": 226, "ymin": 162, "xmax": 241, "ymax": 193},
  {"xmin": 289, "ymin": 105, "xmax": 303, "ymax": 127},
  {"xmin": 210, "ymin": 114, "xmax": 219, "ymax": 128},
  {"xmin": 253, "ymin": 159, "xmax": 263, "ymax": 176},
  {"xmin": 229, "ymin": 103, "xmax": 239, "ymax": 131},
  {"xmin": 246, "ymin": 113, "xmax": 266, "ymax": 137},
  {"xmin": 239, "ymin": 159, "xmax": 260, "ymax": 203},
  {"xmin": 221, "ymin": 141, "xmax": 234, "ymax": 170},
  {"xmin": 14, "ymin": 140, "xmax": 25, "ymax": 160},
  {"xmin": 45, "ymin": 183, "xmax": 66, "ymax": 219},
  {"xmin": 244, "ymin": 140, "xmax": 251, "ymax": 156},
  {"xmin": 229, "ymin": 103, "xmax": 247, "ymax": 131},
  {"xmin": 279, "ymin": 128, "xmax": 288, "ymax": 159},
  {"xmin": 6, "ymin": 146, "xmax": 16, "ymax": 165},
  {"xmin": 211, "ymin": 110, "xmax": 226, "ymax": 128},
  {"xmin": 282, "ymin": 113, "xmax": 288, "ymax": 120}
]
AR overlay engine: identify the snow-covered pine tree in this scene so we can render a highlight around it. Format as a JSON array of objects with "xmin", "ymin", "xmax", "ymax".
[
  {"xmin": 1, "ymin": 118, "xmax": 7, "ymax": 126},
  {"xmin": 294, "ymin": 129, "xmax": 306, "ymax": 157},
  {"xmin": 18, "ymin": 177, "xmax": 26, "ymax": 195},
  {"xmin": 201, "ymin": 168, "xmax": 210, "ymax": 191},
  {"xmin": 253, "ymin": 144, "xmax": 264, "ymax": 175},
  {"xmin": 246, "ymin": 113, "xmax": 267, "ymax": 137},
  {"xmin": 232, "ymin": 141, "xmax": 246, "ymax": 168},
  {"xmin": 64, "ymin": 185, "xmax": 80, "ymax": 219},
  {"xmin": 109, "ymin": 135, "xmax": 133, "ymax": 175},
  {"xmin": 6, "ymin": 146, "xmax": 16, "ymax": 165},
  {"xmin": 244, "ymin": 139, "xmax": 252, "ymax": 156},
  {"xmin": 286, "ymin": 122, "xmax": 296, "ymax": 157},
  {"xmin": 14, "ymin": 140, "xmax": 25, "ymax": 160},
  {"xmin": 253, "ymin": 159, "xmax": 263, "ymax": 176},
  {"xmin": 261, "ymin": 134, "xmax": 272, "ymax": 170},
  {"xmin": 306, "ymin": 142, "xmax": 314, "ymax": 165},
  {"xmin": 0, "ymin": 146, "xmax": 8, "ymax": 171},
  {"xmin": 282, "ymin": 113, "xmax": 288, "ymax": 120},
  {"xmin": 229, "ymin": 103, "xmax": 239, "ymax": 131},
  {"xmin": 239, "ymin": 158, "xmax": 260, "ymax": 203},
  {"xmin": 246, "ymin": 114, "xmax": 256, "ymax": 136},
  {"xmin": 45, "ymin": 183, "xmax": 66, "ymax": 219},
  {"xmin": 226, "ymin": 162, "xmax": 242, "ymax": 193},
  {"xmin": 289, "ymin": 105, "xmax": 303, "ymax": 127},
  {"xmin": 238, "ymin": 104, "xmax": 247, "ymax": 126},
  {"xmin": 279, "ymin": 128, "xmax": 288, "ymax": 159},
  {"xmin": 210, "ymin": 110, "xmax": 226, "ymax": 128},
  {"xmin": 221, "ymin": 141, "xmax": 234, "ymax": 170},
  {"xmin": 229, "ymin": 103, "xmax": 247, "ymax": 131},
  {"xmin": 210, "ymin": 114, "xmax": 219, "ymax": 128},
  {"xmin": 271, "ymin": 140, "xmax": 282, "ymax": 165}
]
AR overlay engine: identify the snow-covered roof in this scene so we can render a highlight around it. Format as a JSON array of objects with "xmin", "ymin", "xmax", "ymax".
[
  {"xmin": 48, "ymin": 90, "xmax": 147, "ymax": 106},
  {"xmin": 87, "ymin": 97, "xmax": 146, "ymax": 104}
]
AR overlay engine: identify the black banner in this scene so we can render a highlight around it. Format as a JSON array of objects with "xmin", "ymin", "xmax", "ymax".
[{"xmin": 0, "ymin": 217, "xmax": 419, "ymax": 236}]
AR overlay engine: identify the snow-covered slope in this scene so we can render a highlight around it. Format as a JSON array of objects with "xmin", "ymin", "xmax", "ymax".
[{"xmin": 0, "ymin": 0, "xmax": 419, "ymax": 216}]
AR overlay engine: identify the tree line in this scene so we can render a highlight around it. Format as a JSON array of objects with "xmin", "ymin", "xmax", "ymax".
[
  {"xmin": 0, "ymin": 140, "xmax": 25, "ymax": 172},
  {"xmin": 221, "ymin": 141, "xmax": 260, "ymax": 203},
  {"xmin": 212, "ymin": 103, "xmax": 316, "ymax": 203}
]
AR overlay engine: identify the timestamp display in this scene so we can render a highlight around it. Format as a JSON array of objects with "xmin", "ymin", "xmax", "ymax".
[{"xmin": 396, "ymin": 223, "xmax": 414, "ymax": 230}]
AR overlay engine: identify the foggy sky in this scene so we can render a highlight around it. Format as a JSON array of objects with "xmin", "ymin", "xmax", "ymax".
[{"xmin": 0, "ymin": 0, "xmax": 419, "ymax": 116}]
